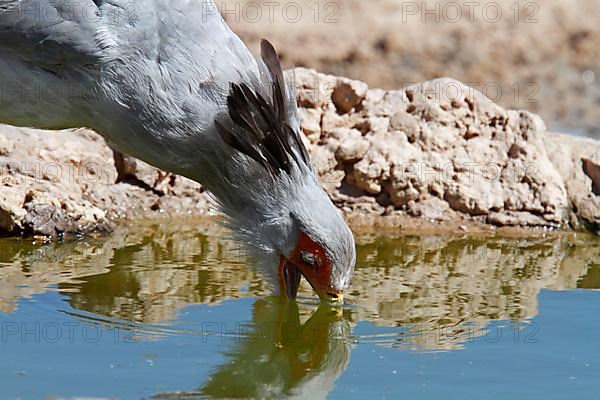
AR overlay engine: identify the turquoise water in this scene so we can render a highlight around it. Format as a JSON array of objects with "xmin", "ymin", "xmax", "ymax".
[{"xmin": 0, "ymin": 220, "xmax": 599, "ymax": 399}]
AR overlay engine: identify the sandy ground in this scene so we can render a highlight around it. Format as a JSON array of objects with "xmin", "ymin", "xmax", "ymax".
[{"xmin": 218, "ymin": 0, "xmax": 600, "ymax": 138}]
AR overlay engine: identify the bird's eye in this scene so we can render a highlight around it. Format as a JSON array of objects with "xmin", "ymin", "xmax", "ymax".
[{"xmin": 300, "ymin": 251, "xmax": 317, "ymax": 267}]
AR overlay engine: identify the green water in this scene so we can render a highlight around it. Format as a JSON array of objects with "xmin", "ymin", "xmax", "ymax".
[{"xmin": 0, "ymin": 219, "xmax": 599, "ymax": 399}]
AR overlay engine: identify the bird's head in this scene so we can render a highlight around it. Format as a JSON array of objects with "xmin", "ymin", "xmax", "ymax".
[
  {"xmin": 212, "ymin": 39, "xmax": 356, "ymax": 303},
  {"xmin": 280, "ymin": 227, "xmax": 355, "ymax": 303},
  {"xmin": 277, "ymin": 177, "xmax": 356, "ymax": 303}
]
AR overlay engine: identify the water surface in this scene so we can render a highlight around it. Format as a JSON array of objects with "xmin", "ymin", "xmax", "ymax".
[{"xmin": 0, "ymin": 220, "xmax": 599, "ymax": 399}]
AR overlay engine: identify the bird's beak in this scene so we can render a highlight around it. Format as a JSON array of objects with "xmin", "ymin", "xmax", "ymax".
[
  {"xmin": 314, "ymin": 288, "xmax": 344, "ymax": 304},
  {"xmin": 278, "ymin": 256, "xmax": 302, "ymax": 299},
  {"xmin": 278, "ymin": 256, "xmax": 344, "ymax": 304}
]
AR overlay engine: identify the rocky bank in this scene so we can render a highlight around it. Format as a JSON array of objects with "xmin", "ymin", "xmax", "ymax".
[{"xmin": 0, "ymin": 69, "xmax": 599, "ymax": 237}]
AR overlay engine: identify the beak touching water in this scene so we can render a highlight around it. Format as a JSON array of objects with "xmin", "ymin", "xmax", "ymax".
[
  {"xmin": 278, "ymin": 257, "xmax": 344, "ymax": 303},
  {"xmin": 278, "ymin": 232, "xmax": 345, "ymax": 304},
  {"xmin": 278, "ymin": 256, "xmax": 302, "ymax": 299}
]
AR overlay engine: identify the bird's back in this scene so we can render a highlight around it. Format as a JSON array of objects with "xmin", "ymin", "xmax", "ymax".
[{"xmin": 0, "ymin": 0, "xmax": 258, "ymax": 174}]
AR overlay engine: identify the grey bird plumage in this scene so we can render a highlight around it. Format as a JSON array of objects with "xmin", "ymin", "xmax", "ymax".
[{"xmin": 0, "ymin": 0, "xmax": 355, "ymax": 298}]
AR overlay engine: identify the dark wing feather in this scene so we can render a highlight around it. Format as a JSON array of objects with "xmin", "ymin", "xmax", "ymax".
[
  {"xmin": 214, "ymin": 119, "xmax": 270, "ymax": 172},
  {"xmin": 260, "ymin": 39, "xmax": 310, "ymax": 166},
  {"xmin": 216, "ymin": 39, "xmax": 312, "ymax": 177},
  {"xmin": 260, "ymin": 40, "xmax": 286, "ymax": 125}
]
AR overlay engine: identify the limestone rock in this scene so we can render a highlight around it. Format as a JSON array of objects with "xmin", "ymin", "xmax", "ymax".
[
  {"xmin": 293, "ymin": 68, "xmax": 593, "ymax": 230},
  {"xmin": 334, "ymin": 128, "xmax": 370, "ymax": 161},
  {"xmin": 0, "ymin": 125, "xmax": 211, "ymax": 237},
  {"xmin": 545, "ymin": 133, "xmax": 600, "ymax": 231}
]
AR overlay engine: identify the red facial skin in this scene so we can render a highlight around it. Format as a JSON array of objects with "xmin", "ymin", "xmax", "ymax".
[{"xmin": 278, "ymin": 232, "xmax": 343, "ymax": 301}]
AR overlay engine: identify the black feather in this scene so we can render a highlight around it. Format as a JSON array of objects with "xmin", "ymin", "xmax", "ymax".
[
  {"xmin": 261, "ymin": 39, "xmax": 310, "ymax": 166},
  {"xmin": 215, "ymin": 39, "xmax": 312, "ymax": 176},
  {"xmin": 214, "ymin": 119, "xmax": 269, "ymax": 172}
]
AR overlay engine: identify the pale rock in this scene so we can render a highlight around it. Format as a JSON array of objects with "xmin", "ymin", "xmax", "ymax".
[
  {"xmin": 0, "ymin": 134, "xmax": 14, "ymax": 156},
  {"xmin": 293, "ymin": 69, "xmax": 581, "ymax": 230},
  {"xmin": 407, "ymin": 197, "xmax": 454, "ymax": 221},
  {"xmin": 351, "ymin": 155, "xmax": 387, "ymax": 194},
  {"xmin": 298, "ymin": 108, "xmax": 322, "ymax": 141},
  {"xmin": 390, "ymin": 111, "xmax": 419, "ymax": 141},
  {"xmin": 366, "ymin": 117, "xmax": 390, "ymax": 134},
  {"xmin": 0, "ymin": 125, "xmax": 210, "ymax": 237},
  {"xmin": 545, "ymin": 133, "xmax": 600, "ymax": 230},
  {"xmin": 0, "ymin": 186, "xmax": 28, "ymax": 232},
  {"xmin": 335, "ymin": 128, "xmax": 369, "ymax": 161},
  {"xmin": 367, "ymin": 90, "xmax": 408, "ymax": 117},
  {"xmin": 289, "ymin": 68, "xmax": 336, "ymax": 109}
]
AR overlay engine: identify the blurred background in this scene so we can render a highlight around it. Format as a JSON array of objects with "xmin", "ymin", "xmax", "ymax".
[{"xmin": 215, "ymin": 0, "xmax": 600, "ymax": 138}]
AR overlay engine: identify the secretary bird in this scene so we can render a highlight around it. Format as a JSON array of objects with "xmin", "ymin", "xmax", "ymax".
[{"xmin": 0, "ymin": 0, "xmax": 356, "ymax": 302}]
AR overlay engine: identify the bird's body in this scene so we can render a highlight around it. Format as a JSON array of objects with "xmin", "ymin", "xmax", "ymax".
[
  {"xmin": 0, "ymin": 0, "xmax": 356, "ymax": 300},
  {"xmin": 1, "ymin": 0, "xmax": 254, "ymax": 176}
]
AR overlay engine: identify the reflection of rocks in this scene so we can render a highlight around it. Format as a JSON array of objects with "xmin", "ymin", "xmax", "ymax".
[
  {"xmin": 0, "ymin": 235, "xmax": 114, "ymax": 314},
  {"xmin": 63, "ymin": 221, "xmax": 267, "ymax": 323},
  {"xmin": 1, "ymin": 220, "xmax": 598, "ymax": 350},
  {"xmin": 349, "ymin": 234, "xmax": 600, "ymax": 350},
  {"xmin": 0, "ymin": 220, "xmax": 265, "ymax": 320}
]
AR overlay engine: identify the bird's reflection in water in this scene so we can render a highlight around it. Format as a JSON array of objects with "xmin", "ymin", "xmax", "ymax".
[{"xmin": 199, "ymin": 299, "xmax": 351, "ymax": 399}]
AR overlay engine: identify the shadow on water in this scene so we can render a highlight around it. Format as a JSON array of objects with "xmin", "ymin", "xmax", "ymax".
[{"xmin": 0, "ymin": 218, "xmax": 599, "ymax": 398}]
